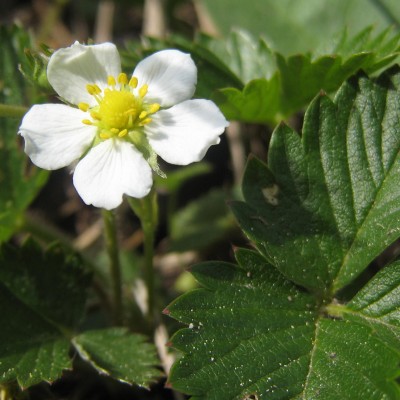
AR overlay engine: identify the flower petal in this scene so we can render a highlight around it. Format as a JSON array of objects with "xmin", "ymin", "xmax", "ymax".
[
  {"xmin": 133, "ymin": 50, "xmax": 197, "ymax": 107},
  {"xmin": 73, "ymin": 139, "xmax": 152, "ymax": 209},
  {"xmin": 19, "ymin": 104, "xmax": 96, "ymax": 170},
  {"xmin": 145, "ymin": 99, "xmax": 229, "ymax": 165},
  {"xmin": 47, "ymin": 42, "xmax": 121, "ymax": 106}
]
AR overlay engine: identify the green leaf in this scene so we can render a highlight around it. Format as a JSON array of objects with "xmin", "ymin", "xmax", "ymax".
[
  {"xmin": 211, "ymin": 28, "xmax": 400, "ymax": 123},
  {"xmin": 0, "ymin": 25, "xmax": 48, "ymax": 242},
  {"xmin": 167, "ymin": 249, "xmax": 400, "ymax": 399},
  {"xmin": 201, "ymin": 0, "xmax": 400, "ymax": 55},
  {"xmin": 0, "ymin": 240, "xmax": 89, "ymax": 388},
  {"xmin": 232, "ymin": 66, "xmax": 400, "ymax": 292},
  {"xmin": 304, "ymin": 262, "xmax": 400, "ymax": 399},
  {"xmin": 167, "ymin": 66, "xmax": 400, "ymax": 398},
  {"xmin": 72, "ymin": 328, "xmax": 162, "ymax": 388},
  {"xmin": 168, "ymin": 249, "xmax": 318, "ymax": 399}
]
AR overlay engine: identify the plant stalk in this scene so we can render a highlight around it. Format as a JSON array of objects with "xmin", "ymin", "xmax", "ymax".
[
  {"xmin": 102, "ymin": 209, "xmax": 123, "ymax": 325},
  {"xmin": 128, "ymin": 190, "xmax": 158, "ymax": 330},
  {"xmin": 0, "ymin": 104, "xmax": 27, "ymax": 118}
]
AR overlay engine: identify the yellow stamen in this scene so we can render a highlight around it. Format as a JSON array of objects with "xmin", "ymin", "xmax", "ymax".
[
  {"xmin": 129, "ymin": 76, "xmax": 138, "ymax": 88},
  {"xmin": 108, "ymin": 75, "xmax": 116, "ymax": 86},
  {"xmin": 148, "ymin": 103, "xmax": 160, "ymax": 114},
  {"xmin": 118, "ymin": 129, "xmax": 128, "ymax": 137},
  {"xmin": 139, "ymin": 111, "xmax": 148, "ymax": 119},
  {"xmin": 110, "ymin": 128, "xmax": 119, "ymax": 134},
  {"xmin": 139, "ymin": 117, "xmax": 152, "ymax": 126},
  {"xmin": 78, "ymin": 102, "xmax": 90, "ymax": 112},
  {"xmin": 118, "ymin": 73, "xmax": 128, "ymax": 85},
  {"xmin": 82, "ymin": 119, "xmax": 93, "ymax": 125},
  {"xmin": 100, "ymin": 132, "xmax": 110, "ymax": 139},
  {"xmin": 139, "ymin": 84, "xmax": 148, "ymax": 98}
]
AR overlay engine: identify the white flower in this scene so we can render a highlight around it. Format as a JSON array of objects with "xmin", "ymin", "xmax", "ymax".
[{"xmin": 19, "ymin": 42, "xmax": 229, "ymax": 210}]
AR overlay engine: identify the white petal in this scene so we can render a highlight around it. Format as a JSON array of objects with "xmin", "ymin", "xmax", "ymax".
[
  {"xmin": 48, "ymin": 42, "xmax": 121, "ymax": 107},
  {"xmin": 73, "ymin": 139, "xmax": 153, "ymax": 209},
  {"xmin": 146, "ymin": 99, "xmax": 229, "ymax": 165},
  {"xmin": 133, "ymin": 50, "xmax": 197, "ymax": 107},
  {"xmin": 19, "ymin": 104, "xmax": 96, "ymax": 170}
]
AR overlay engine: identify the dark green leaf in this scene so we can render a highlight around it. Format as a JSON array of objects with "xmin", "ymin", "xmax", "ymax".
[
  {"xmin": 168, "ymin": 249, "xmax": 400, "ymax": 399},
  {"xmin": 72, "ymin": 328, "xmax": 162, "ymax": 388},
  {"xmin": 0, "ymin": 240, "xmax": 89, "ymax": 388},
  {"xmin": 167, "ymin": 40, "xmax": 400, "ymax": 400},
  {"xmin": 168, "ymin": 249, "xmax": 318, "ymax": 399}
]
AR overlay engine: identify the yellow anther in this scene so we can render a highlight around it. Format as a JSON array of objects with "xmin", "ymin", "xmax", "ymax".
[
  {"xmin": 139, "ymin": 111, "xmax": 148, "ymax": 119},
  {"xmin": 148, "ymin": 103, "xmax": 160, "ymax": 114},
  {"xmin": 108, "ymin": 75, "xmax": 116, "ymax": 86},
  {"xmin": 139, "ymin": 84, "xmax": 148, "ymax": 98},
  {"xmin": 78, "ymin": 102, "xmax": 90, "ymax": 112},
  {"xmin": 82, "ymin": 119, "xmax": 93, "ymax": 125},
  {"xmin": 118, "ymin": 129, "xmax": 128, "ymax": 137},
  {"xmin": 110, "ymin": 128, "xmax": 119, "ymax": 134},
  {"xmin": 86, "ymin": 84, "xmax": 96, "ymax": 95},
  {"xmin": 90, "ymin": 111, "xmax": 101, "ymax": 120},
  {"xmin": 139, "ymin": 117, "xmax": 152, "ymax": 126},
  {"xmin": 86, "ymin": 84, "xmax": 101, "ymax": 95},
  {"xmin": 129, "ymin": 76, "xmax": 138, "ymax": 88},
  {"xmin": 100, "ymin": 132, "xmax": 110, "ymax": 139},
  {"xmin": 118, "ymin": 73, "xmax": 128, "ymax": 85}
]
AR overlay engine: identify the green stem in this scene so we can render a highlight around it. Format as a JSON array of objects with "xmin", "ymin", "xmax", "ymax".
[
  {"xmin": 128, "ymin": 190, "xmax": 158, "ymax": 330},
  {"xmin": 102, "ymin": 209, "xmax": 123, "ymax": 325},
  {"xmin": 0, "ymin": 104, "xmax": 27, "ymax": 118}
]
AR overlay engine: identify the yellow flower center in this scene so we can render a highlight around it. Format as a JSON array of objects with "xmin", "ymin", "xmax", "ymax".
[
  {"xmin": 99, "ymin": 90, "xmax": 139, "ymax": 129},
  {"xmin": 79, "ymin": 73, "xmax": 160, "ymax": 140}
]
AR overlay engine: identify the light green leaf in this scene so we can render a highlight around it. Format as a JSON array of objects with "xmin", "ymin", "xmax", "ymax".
[
  {"xmin": 0, "ymin": 25, "xmax": 48, "ymax": 242},
  {"xmin": 231, "ymin": 66, "xmax": 400, "ymax": 292},
  {"xmin": 201, "ymin": 0, "xmax": 400, "ymax": 55},
  {"xmin": 167, "ymin": 249, "xmax": 400, "ymax": 399},
  {"xmin": 0, "ymin": 240, "xmax": 89, "ymax": 388},
  {"xmin": 73, "ymin": 328, "xmax": 162, "ymax": 388}
]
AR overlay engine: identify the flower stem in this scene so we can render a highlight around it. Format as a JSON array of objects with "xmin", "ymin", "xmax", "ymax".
[
  {"xmin": 128, "ymin": 190, "xmax": 158, "ymax": 330},
  {"xmin": 0, "ymin": 104, "xmax": 27, "ymax": 118},
  {"xmin": 102, "ymin": 209, "xmax": 123, "ymax": 325}
]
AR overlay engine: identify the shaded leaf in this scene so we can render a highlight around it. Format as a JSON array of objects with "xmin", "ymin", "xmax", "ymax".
[
  {"xmin": 73, "ymin": 328, "xmax": 162, "ymax": 388},
  {"xmin": 0, "ymin": 240, "xmax": 89, "ymax": 388},
  {"xmin": 169, "ymin": 189, "xmax": 236, "ymax": 252}
]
